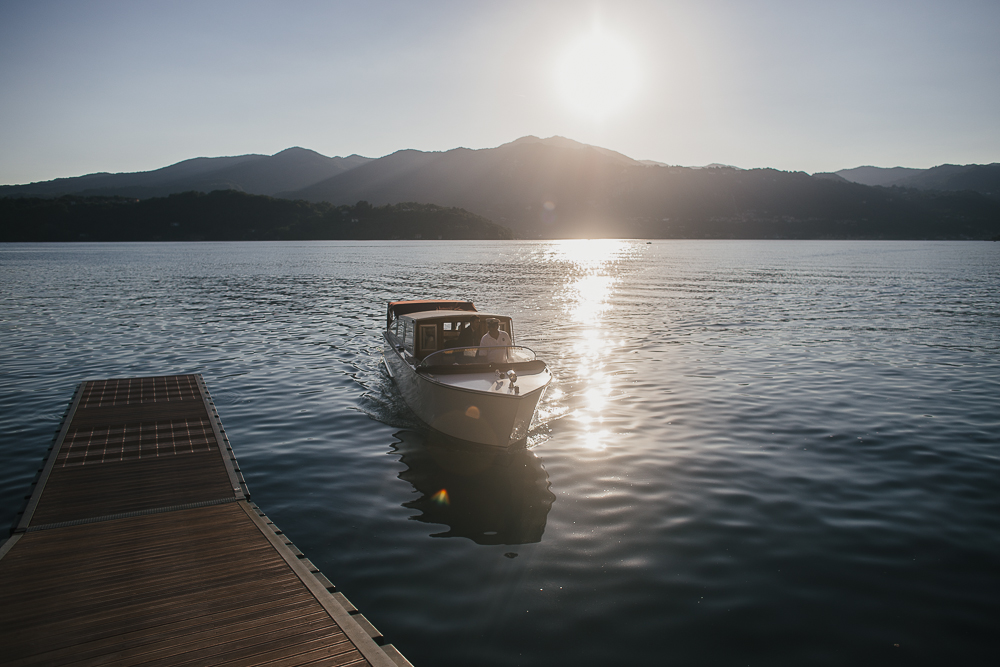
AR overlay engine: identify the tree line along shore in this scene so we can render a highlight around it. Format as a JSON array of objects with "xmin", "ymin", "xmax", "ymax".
[
  {"xmin": 1, "ymin": 187, "xmax": 998, "ymax": 241},
  {"xmin": 0, "ymin": 192, "xmax": 515, "ymax": 242}
]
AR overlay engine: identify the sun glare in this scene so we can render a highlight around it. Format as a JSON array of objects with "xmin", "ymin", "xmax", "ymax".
[{"xmin": 555, "ymin": 29, "xmax": 640, "ymax": 121}]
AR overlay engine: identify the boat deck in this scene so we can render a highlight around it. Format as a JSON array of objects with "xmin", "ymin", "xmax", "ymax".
[{"xmin": 0, "ymin": 374, "xmax": 409, "ymax": 667}]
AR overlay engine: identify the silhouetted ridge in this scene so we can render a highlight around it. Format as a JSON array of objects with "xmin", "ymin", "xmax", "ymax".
[
  {"xmin": 834, "ymin": 163, "xmax": 1000, "ymax": 199},
  {"xmin": 835, "ymin": 166, "xmax": 924, "ymax": 187},
  {"xmin": 3, "ymin": 137, "xmax": 999, "ymax": 239},
  {"xmin": 285, "ymin": 140, "xmax": 1000, "ymax": 238},
  {"xmin": 0, "ymin": 149, "xmax": 374, "ymax": 199}
]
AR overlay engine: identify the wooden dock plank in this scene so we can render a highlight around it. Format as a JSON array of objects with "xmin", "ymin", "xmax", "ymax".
[
  {"xmin": 28, "ymin": 452, "xmax": 236, "ymax": 526},
  {"xmin": 5, "ymin": 602, "xmax": 328, "ymax": 667},
  {"xmin": 76, "ymin": 375, "xmax": 203, "ymax": 408},
  {"xmin": 67, "ymin": 401, "xmax": 211, "ymax": 429},
  {"xmin": 145, "ymin": 629, "xmax": 355, "ymax": 667},
  {"xmin": 2, "ymin": 579, "xmax": 303, "ymax": 634},
  {"xmin": 0, "ymin": 374, "xmax": 404, "ymax": 667},
  {"xmin": 61, "ymin": 611, "xmax": 334, "ymax": 667},
  {"xmin": 82, "ymin": 621, "xmax": 350, "ymax": 667},
  {"xmin": 0, "ymin": 505, "xmax": 370, "ymax": 667}
]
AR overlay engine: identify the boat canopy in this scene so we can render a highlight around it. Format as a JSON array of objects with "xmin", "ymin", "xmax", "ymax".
[{"xmin": 387, "ymin": 300, "xmax": 476, "ymax": 329}]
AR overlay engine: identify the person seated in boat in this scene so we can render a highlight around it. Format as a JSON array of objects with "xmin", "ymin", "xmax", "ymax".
[
  {"xmin": 479, "ymin": 318, "xmax": 511, "ymax": 362},
  {"xmin": 456, "ymin": 316, "xmax": 481, "ymax": 348}
]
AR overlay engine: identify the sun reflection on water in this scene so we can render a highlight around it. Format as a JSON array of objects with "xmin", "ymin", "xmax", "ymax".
[
  {"xmin": 537, "ymin": 240, "xmax": 643, "ymax": 452},
  {"xmin": 544, "ymin": 239, "xmax": 634, "ymax": 323}
]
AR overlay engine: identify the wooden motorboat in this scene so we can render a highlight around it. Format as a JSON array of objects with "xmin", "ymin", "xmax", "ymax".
[{"xmin": 382, "ymin": 300, "xmax": 551, "ymax": 446}]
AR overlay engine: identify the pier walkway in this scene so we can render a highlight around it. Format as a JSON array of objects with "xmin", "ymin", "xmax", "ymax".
[{"xmin": 1, "ymin": 374, "xmax": 410, "ymax": 667}]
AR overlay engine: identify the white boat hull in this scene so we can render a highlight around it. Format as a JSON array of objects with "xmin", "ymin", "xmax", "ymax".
[{"xmin": 383, "ymin": 337, "xmax": 548, "ymax": 446}]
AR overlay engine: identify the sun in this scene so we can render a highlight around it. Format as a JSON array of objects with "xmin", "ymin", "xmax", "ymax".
[{"xmin": 555, "ymin": 29, "xmax": 641, "ymax": 121}]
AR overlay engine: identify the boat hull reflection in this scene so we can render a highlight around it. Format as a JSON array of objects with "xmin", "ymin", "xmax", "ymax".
[{"xmin": 392, "ymin": 430, "xmax": 555, "ymax": 545}]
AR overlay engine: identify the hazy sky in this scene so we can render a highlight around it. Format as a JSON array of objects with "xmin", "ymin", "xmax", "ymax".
[{"xmin": 2, "ymin": 0, "xmax": 998, "ymax": 184}]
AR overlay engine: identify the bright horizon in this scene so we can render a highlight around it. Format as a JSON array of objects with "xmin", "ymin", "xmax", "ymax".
[{"xmin": 1, "ymin": 0, "xmax": 998, "ymax": 185}]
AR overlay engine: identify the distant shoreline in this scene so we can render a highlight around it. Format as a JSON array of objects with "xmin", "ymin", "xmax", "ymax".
[{"xmin": 2, "ymin": 190, "xmax": 999, "ymax": 242}]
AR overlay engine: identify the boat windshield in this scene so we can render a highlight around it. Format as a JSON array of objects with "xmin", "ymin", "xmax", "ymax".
[{"xmin": 418, "ymin": 346, "xmax": 537, "ymax": 368}]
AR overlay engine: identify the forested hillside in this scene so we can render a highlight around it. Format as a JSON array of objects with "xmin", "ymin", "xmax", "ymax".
[{"xmin": 0, "ymin": 191, "xmax": 515, "ymax": 241}]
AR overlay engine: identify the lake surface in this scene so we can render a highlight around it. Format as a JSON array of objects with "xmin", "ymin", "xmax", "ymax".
[{"xmin": 1, "ymin": 240, "xmax": 998, "ymax": 665}]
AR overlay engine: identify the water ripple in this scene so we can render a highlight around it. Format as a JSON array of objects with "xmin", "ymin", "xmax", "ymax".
[{"xmin": 1, "ymin": 240, "xmax": 998, "ymax": 665}]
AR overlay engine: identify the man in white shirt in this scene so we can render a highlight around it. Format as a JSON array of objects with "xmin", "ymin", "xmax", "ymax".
[{"xmin": 479, "ymin": 318, "xmax": 511, "ymax": 362}]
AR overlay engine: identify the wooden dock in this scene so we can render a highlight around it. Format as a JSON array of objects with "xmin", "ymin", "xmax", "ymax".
[{"xmin": 0, "ymin": 374, "xmax": 410, "ymax": 667}]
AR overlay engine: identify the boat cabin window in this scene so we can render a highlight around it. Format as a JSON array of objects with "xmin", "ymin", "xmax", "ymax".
[
  {"xmin": 441, "ymin": 321, "xmax": 462, "ymax": 347},
  {"xmin": 395, "ymin": 314, "xmax": 515, "ymax": 359},
  {"xmin": 419, "ymin": 324, "xmax": 437, "ymax": 353},
  {"xmin": 403, "ymin": 320, "xmax": 414, "ymax": 354},
  {"xmin": 439, "ymin": 317, "xmax": 516, "ymax": 349}
]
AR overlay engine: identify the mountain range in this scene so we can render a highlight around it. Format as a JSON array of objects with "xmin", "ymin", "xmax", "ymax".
[
  {"xmin": 2, "ymin": 137, "xmax": 999, "ymax": 239},
  {"xmin": 828, "ymin": 163, "xmax": 1000, "ymax": 196},
  {"xmin": 0, "ymin": 148, "xmax": 371, "ymax": 199}
]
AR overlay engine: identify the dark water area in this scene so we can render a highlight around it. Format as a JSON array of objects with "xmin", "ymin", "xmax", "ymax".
[{"xmin": 1, "ymin": 240, "xmax": 998, "ymax": 665}]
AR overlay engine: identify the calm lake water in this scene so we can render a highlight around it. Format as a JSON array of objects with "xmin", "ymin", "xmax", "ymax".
[{"xmin": 1, "ymin": 240, "xmax": 998, "ymax": 665}]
